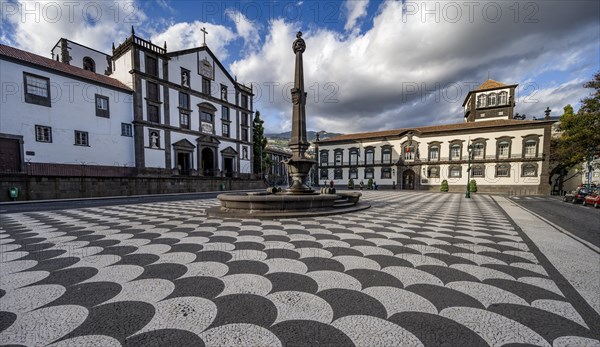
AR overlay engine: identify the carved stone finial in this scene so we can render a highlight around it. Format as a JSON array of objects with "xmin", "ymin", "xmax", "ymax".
[
  {"xmin": 292, "ymin": 31, "xmax": 306, "ymax": 54},
  {"xmin": 164, "ymin": 41, "xmax": 167, "ymax": 50},
  {"xmin": 112, "ymin": 42, "xmax": 115, "ymax": 51},
  {"xmin": 544, "ymin": 107, "xmax": 552, "ymax": 119},
  {"xmin": 131, "ymin": 26, "xmax": 135, "ymax": 35}
]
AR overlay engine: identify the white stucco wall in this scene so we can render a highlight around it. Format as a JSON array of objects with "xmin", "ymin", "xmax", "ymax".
[
  {"xmin": 110, "ymin": 50, "xmax": 133, "ymax": 88},
  {"xmin": 319, "ymin": 125, "xmax": 547, "ymax": 188},
  {"xmin": 0, "ymin": 58, "xmax": 134, "ymax": 166},
  {"xmin": 51, "ymin": 40, "xmax": 110, "ymax": 75}
]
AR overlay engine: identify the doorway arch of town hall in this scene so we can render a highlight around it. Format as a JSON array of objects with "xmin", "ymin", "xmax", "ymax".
[{"xmin": 402, "ymin": 169, "xmax": 415, "ymax": 190}]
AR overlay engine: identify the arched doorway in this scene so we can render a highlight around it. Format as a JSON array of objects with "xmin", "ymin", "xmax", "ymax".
[
  {"xmin": 402, "ymin": 170, "xmax": 415, "ymax": 190},
  {"xmin": 201, "ymin": 148, "xmax": 214, "ymax": 176}
]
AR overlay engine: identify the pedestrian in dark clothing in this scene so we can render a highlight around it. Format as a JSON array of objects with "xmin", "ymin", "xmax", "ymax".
[{"xmin": 330, "ymin": 180, "xmax": 334, "ymax": 188}]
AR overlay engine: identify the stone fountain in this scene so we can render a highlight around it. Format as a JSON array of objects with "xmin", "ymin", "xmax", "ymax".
[{"xmin": 207, "ymin": 32, "xmax": 368, "ymax": 218}]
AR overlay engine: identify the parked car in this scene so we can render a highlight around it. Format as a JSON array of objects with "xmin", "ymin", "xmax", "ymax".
[
  {"xmin": 563, "ymin": 187, "xmax": 590, "ymax": 204},
  {"xmin": 582, "ymin": 190, "xmax": 600, "ymax": 208}
]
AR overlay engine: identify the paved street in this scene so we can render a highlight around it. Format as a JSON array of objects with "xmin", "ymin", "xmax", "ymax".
[
  {"xmin": 508, "ymin": 195, "xmax": 600, "ymax": 248},
  {"xmin": 1, "ymin": 191, "xmax": 599, "ymax": 346}
]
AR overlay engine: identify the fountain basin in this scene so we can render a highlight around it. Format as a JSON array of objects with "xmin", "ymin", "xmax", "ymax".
[{"xmin": 207, "ymin": 191, "xmax": 369, "ymax": 219}]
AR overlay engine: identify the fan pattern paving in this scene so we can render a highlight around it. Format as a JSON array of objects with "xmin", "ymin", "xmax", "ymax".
[{"xmin": 1, "ymin": 191, "xmax": 599, "ymax": 346}]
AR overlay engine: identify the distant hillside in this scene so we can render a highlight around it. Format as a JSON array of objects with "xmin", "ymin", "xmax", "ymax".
[{"xmin": 265, "ymin": 131, "xmax": 344, "ymax": 142}]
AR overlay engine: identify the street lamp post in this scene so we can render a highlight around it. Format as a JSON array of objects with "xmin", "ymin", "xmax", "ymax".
[{"xmin": 466, "ymin": 144, "xmax": 473, "ymax": 199}]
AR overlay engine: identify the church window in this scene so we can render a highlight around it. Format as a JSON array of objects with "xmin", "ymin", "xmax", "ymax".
[
  {"xmin": 83, "ymin": 57, "xmax": 95, "ymax": 72},
  {"xmin": 148, "ymin": 104, "xmax": 159, "ymax": 123},
  {"xmin": 365, "ymin": 168, "xmax": 374, "ymax": 179},
  {"xmin": 201, "ymin": 111, "xmax": 213, "ymax": 122},
  {"xmin": 24, "ymin": 72, "xmax": 51, "ymax": 107},
  {"xmin": 349, "ymin": 168, "xmax": 358, "ymax": 179},
  {"xmin": 222, "ymin": 123, "xmax": 230, "ymax": 137},
  {"xmin": 145, "ymin": 55, "xmax": 158, "ymax": 76},
  {"xmin": 222, "ymin": 106, "xmax": 230, "ymax": 121},
  {"xmin": 35, "ymin": 125, "xmax": 52, "ymax": 142},
  {"xmin": 381, "ymin": 167, "xmax": 392, "ymax": 179},
  {"xmin": 121, "ymin": 123, "xmax": 133, "ymax": 137},
  {"xmin": 242, "ymin": 94, "xmax": 249, "ymax": 109},
  {"xmin": 477, "ymin": 94, "xmax": 487, "ymax": 108},
  {"xmin": 241, "ymin": 128, "xmax": 248, "ymax": 142},
  {"xmin": 95, "ymin": 94, "xmax": 109, "ymax": 118},
  {"xmin": 241, "ymin": 113, "xmax": 249, "ymax": 126},
  {"xmin": 179, "ymin": 92, "xmax": 190, "ymax": 109},
  {"xmin": 147, "ymin": 82, "xmax": 159, "ymax": 101},
  {"xmin": 202, "ymin": 77, "xmax": 211, "ymax": 95},
  {"xmin": 74, "ymin": 130, "xmax": 89, "ymax": 146},
  {"xmin": 180, "ymin": 112, "xmax": 190, "ymax": 129}
]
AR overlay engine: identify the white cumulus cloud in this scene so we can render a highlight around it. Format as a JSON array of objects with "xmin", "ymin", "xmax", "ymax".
[{"xmin": 343, "ymin": 0, "xmax": 369, "ymax": 31}]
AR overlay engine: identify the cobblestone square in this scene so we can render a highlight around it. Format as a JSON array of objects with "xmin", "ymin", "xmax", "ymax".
[{"xmin": 1, "ymin": 191, "xmax": 599, "ymax": 346}]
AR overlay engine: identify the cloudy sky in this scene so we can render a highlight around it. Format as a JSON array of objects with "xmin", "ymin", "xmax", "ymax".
[{"xmin": 2, "ymin": 0, "xmax": 598, "ymax": 134}]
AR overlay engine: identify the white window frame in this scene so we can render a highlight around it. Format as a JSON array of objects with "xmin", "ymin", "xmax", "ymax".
[
  {"xmin": 74, "ymin": 130, "xmax": 89, "ymax": 146},
  {"xmin": 35, "ymin": 125, "xmax": 52, "ymax": 143}
]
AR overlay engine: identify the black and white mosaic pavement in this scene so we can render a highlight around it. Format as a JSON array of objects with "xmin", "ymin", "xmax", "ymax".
[{"xmin": 1, "ymin": 192, "xmax": 599, "ymax": 346}]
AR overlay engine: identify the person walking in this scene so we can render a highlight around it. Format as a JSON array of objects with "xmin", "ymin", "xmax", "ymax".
[{"xmin": 360, "ymin": 180, "xmax": 364, "ymax": 190}]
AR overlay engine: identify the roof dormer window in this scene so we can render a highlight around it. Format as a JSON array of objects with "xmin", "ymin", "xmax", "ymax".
[
  {"xmin": 83, "ymin": 57, "xmax": 95, "ymax": 72},
  {"xmin": 487, "ymin": 93, "xmax": 497, "ymax": 106},
  {"xmin": 477, "ymin": 94, "xmax": 487, "ymax": 108}
]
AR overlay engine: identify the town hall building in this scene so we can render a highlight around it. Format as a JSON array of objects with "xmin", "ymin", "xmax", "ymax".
[
  {"xmin": 316, "ymin": 80, "xmax": 554, "ymax": 195},
  {"xmin": 0, "ymin": 27, "xmax": 254, "ymax": 178}
]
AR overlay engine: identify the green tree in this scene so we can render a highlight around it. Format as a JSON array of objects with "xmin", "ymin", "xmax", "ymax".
[
  {"xmin": 252, "ymin": 111, "xmax": 270, "ymax": 176},
  {"xmin": 440, "ymin": 180, "xmax": 449, "ymax": 192},
  {"xmin": 469, "ymin": 179, "xmax": 478, "ymax": 192},
  {"xmin": 551, "ymin": 72, "xmax": 600, "ymax": 187}
]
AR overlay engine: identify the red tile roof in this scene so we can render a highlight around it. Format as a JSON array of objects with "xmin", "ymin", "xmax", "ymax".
[
  {"xmin": 477, "ymin": 79, "xmax": 508, "ymax": 90},
  {"xmin": 0, "ymin": 44, "xmax": 132, "ymax": 91},
  {"xmin": 318, "ymin": 119, "xmax": 552, "ymax": 143}
]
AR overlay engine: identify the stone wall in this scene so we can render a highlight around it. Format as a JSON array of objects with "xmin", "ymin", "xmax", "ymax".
[
  {"xmin": 0, "ymin": 175, "xmax": 265, "ymax": 202},
  {"xmin": 352, "ymin": 184, "xmax": 549, "ymax": 195},
  {"xmin": 420, "ymin": 184, "xmax": 550, "ymax": 195}
]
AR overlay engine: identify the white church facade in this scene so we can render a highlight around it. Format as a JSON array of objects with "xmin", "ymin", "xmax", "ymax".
[
  {"xmin": 0, "ymin": 28, "xmax": 254, "ymax": 178},
  {"xmin": 316, "ymin": 80, "xmax": 554, "ymax": 195}
]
